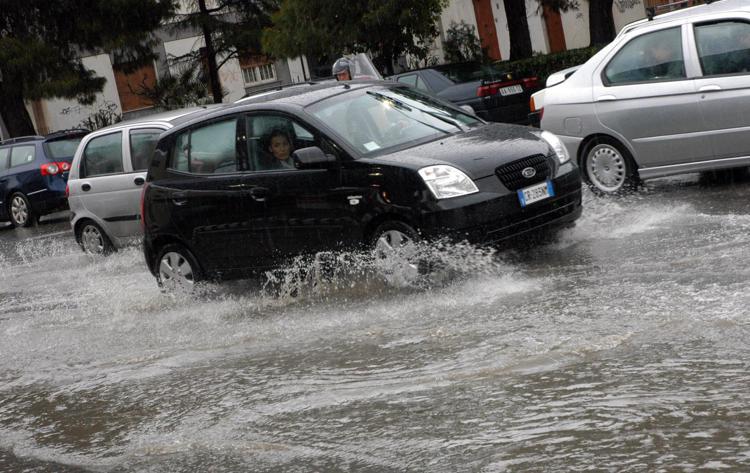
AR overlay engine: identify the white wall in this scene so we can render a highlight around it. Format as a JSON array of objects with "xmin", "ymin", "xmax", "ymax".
[
  {"xmin": 40, "ymin": 54, "xmax": 122, "ymax": 133},
  {"xmin": 561, "ymin": 7, "xmax": 590, "ymax": 50}
]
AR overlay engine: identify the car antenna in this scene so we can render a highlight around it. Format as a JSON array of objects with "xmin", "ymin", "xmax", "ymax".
[{"xmin": 646, "ymin": 6, "xmax": 655, "ymax": 20}]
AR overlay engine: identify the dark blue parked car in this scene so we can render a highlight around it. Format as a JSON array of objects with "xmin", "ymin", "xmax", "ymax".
[{"xmin": 0, "ymin": 130, "xmax": 89, "ymax": 227}]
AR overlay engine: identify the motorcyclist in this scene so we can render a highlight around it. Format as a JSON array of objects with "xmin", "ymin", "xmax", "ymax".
[{"xmin": 332, "ymin": 57, "xmax": 353, "ymax": 81}]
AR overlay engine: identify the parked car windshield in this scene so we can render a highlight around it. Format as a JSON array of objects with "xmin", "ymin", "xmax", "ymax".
[
  {"xmin": 44, "ymin": 137, "xmax": 85, "ymax": 159},
  {"xmin": 308, "ymin": 86, "xmax": 481, "ymax": 155},
  {"xmin": 432, "ymin": 62, "xmax": 511, "ymax": 83}
]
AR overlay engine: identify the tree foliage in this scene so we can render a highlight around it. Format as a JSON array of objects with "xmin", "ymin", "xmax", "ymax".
[
  {"xmin": 0, "ymin": 0, "xmax": 174, "ymax": 137},
  {"xmin": 262, "ymin": 0, "xmax": 447, "ymax": 75},
  {"xmin": 169, "ymin": 0, "xmax": 277, "ymax": 103},
  {"xmin": 132, "ymin": 62, "xmax": 215, "ymax": 110},
  {"xmin": 442, "ymin": 22, "xmax": 485, "ymax": 63}
]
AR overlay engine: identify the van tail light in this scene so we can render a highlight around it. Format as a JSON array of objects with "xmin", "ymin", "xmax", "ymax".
[
  {"xmin": 140, "ymin": 182, "xmax": 149, "ymax": 231},
  {"xmin": 40, "ymin": 161, "xmax": 71, "ymax": 176}
]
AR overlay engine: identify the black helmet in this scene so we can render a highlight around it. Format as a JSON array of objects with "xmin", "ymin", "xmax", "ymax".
[{"xmin": 332, "ymin": 57, "xmax": 353, "ymax": 80}]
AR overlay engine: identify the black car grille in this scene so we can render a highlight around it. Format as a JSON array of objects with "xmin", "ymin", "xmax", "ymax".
[{"xmin": 495, "ymin": 154, "xmax": 551, "ymax": 191}]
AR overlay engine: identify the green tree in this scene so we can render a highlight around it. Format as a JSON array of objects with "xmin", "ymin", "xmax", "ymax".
[
  {"xmin": 169, "ymin": 0, "xmax": 277, "ymax": 104},
  {"xmin": 442, "ymin": 21, "xmax": 485, "ymax": 63},
  {"xmin": 0, "ymin": 0, "xmax": 174, "ymax": 137},
  {"xmin": 131, "ymin": 62, "xmax": 214, "ymax": 110},
  {"xmin": 263, "ymin": 0, "xmax": 447, "ymax": 76}
]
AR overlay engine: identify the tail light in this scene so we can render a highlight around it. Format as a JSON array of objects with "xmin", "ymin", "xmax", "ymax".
[
  {"xmin": 522, "ymin": 76, "xmax": 540, "ymax": 89},
  {"xmin": 140, "ymin": 182, "xmax": 149, "ymax": 231},
  {"xmin": 65, "ymin": 183, "xmax": 69, "ymax": 198},
  {"xmin": 40, "ymin": 161, "xmax": 71, "ymax": 176},
  {"xmin": 476, "ymin": 80, "xmax": 521, "ymax": 97}
]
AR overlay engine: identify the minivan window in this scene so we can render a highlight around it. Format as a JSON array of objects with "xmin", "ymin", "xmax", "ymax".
[
  {"xmin": 10, "ymin": 145, "xmax": 36, "ymax": 168},
  {"xmin": 0, "ymin": 147, "xmax": 9, "ymax": 172},
  {"xmin": 604, "ymin": 27, "xmax": 685, "ymax": 84},
  {"xmin": 129, "ymin": 128, "xmax": 163, "ymax": 171},
  {"xmin": 83, "ymin": 132, "xmax": 123, "ymax": 177},
  {"xmin": 308, "ymin": 87, "xmax": 480, "ymax": 155},
  {"xmin": 171, "ymin": 118, "xmax": 238, "ymax": 174},
  {"xmin": 695, "ymin": 21, "xmax": 750, "ymax": 76}
]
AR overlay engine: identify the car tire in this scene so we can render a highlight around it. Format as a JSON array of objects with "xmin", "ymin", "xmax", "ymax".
[
  {"xmin": 581, "ymin": 137, "xmax": 639, "ymax": 194},
  {"xmin": 370, "ymin": 221, "xmax": 424, "ymax": 287},
  {"xmin": 8, "ymin": 192, "xmax": 34, "ymax": 227},
  {"xmin": 77, "ymin": 220, "xmax": 114, "ymax": 255},
  {"xmin": 155, "ymin": 244, "xmax": 203, "ymax": 291}
]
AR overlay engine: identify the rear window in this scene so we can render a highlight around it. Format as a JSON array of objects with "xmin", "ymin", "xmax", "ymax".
[
  {"xmin": 433, "ymin": 63, "xmax": 511, "ymax": 83},
  {"xmin": 44, "ymin": 137, "xmax": 84, "ymax": 159}
]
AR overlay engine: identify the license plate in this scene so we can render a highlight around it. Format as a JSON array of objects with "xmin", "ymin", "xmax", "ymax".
[
  {"xmin": 517, "ymin": 180, "xmax": 554, "ymax": 207},
  {"xmin": 499, "ymin": 84, "xmax": 523, "ymax": 96}
]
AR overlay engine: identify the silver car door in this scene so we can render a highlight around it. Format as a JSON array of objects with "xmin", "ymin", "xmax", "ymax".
[
  {"xmin": 691, "ymin": 16, "xmax": 750, "ymax": 161},
  {"xmin": 592, "ymin": 24, "xmax": 712, "ymax": 169}
]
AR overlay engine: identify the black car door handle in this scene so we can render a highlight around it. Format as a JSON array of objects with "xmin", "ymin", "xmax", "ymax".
[
  {"xmin": 134, "ymin": 177, "xmax": 145, "ymax": 186},
  {"xmin": 171, "ymin": 192, "xmax": 188, "ymax": 206},
  {"xmin": 81, "ymin": 183, "xmax": 91, "ymax": 192},
  {"xmin": 249, "ymin": 186, "xmax": 270, "ymax": 201}
]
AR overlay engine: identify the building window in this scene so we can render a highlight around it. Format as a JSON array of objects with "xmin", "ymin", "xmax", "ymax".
[{"xmin": 240, "ymin": 55, "xmax": 277, "ymax": 86}]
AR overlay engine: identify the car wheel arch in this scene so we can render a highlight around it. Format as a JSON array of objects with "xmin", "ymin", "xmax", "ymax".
[
  {"xmin": 363, "ymin": 213, "xmax": 419, "ymax": 246},
  {"xmin": 150, "ymin": 236, "xmax": 203, "ymax": 272}
]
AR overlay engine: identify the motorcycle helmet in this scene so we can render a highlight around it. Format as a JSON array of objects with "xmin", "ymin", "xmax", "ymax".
[{"xmin": 332, "ymin": 57, "xmax": 353, "ymax": 81}]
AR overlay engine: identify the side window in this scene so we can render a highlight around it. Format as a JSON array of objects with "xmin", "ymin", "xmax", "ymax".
[
  {"xmin": 695, "ymin": 21, "xmax": 750, "ymax": 76},
  {"xmin": 415, "ymin": 76, "xmax": 430, "ymax": 92},
  {"xmin": 0, "ymin": 147, "xmax": 9, "ymax": 172},
  {"xmin": 604, "ymin": 27, "xmax": 685, "ymax": 85},
  {"xmin": 129, "ymin": 128, "xmax": 163, "ymax": 171},
  {"xmin": 397, "ymin": 74, "xmax": 418, "ymax": 87},
  {"xmin": 83, "ymin": 132, "xmax": 123, "ymax": 177},
  {"xmin": 169, "ymin": 118, "xmax": 239, "ymax": 174},
  {"xmin": 246, "ymin": 115, "xmax": 318, "ymax": 171},
  {"xmin": 10, "ymin": 145, "xmax": 36, "ymax": 168}
]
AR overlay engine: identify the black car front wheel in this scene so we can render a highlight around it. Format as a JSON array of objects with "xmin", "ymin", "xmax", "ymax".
[
  {"xmin": 8, "ymin": 192, "xmax": 34, "ymax": 227},
  {"xmin": 370, "ymin": 221, "xmax": 423, "ymax": 287},
  {"xmin": 155, "ymin": 244, "xmax": 203, "ymax": 291}
]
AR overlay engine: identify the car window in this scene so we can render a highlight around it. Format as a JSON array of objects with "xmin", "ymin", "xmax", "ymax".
[
  {"xmin": 0, "ymin": 147, "xmax": 9, "ymax": 172},
  {"xmin": 415, "ymin": 76, "xmax": 430, "ymax": 92},
  {"xmin": 604, "ymin": 27, "xmax": 685, "ymax": 85},
  {"xmin": 170, "ymin": 118, "xmax": 239, "ymax": 174},
  {"xmin": 397, "ymin": 74, "xmax": 418, "ymax": 87},
  {"xmin": 129, "ymin": 128, "xmax": 163, "ymax": 172},
  {"xmin": 83, "ymin": 132, "xmax": 123, "ymax": 177},
  {"xmin": 10, "ymin": 145, "xmax": 36, "ymax": 168},
  {"xmin": 308, "ymin": 86, "xmax": 480, "ymax": 155},
  {"xmin": 695, "ymin": 20, "xmax": 750, "ymax": 76},
  {"xmin": 245, "ymin": 115, "xmax": 318, "ymax": 171},
  {"xmin": 44, "ymin": 137, "xmax": 84, "ymax": 159}
]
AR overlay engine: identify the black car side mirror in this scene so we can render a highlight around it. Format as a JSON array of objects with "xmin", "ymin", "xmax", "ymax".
[{"xmin": 292, "ymin": 146, "xmax": 336, "ymax": 169}]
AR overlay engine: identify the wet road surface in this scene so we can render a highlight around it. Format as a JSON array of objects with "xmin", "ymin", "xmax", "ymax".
[{"xmin": 1, "ymin": 171, "xmax": 750, "ymax": 472}]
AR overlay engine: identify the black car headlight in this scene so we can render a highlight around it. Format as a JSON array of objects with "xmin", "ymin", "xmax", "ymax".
[
  {"xmin": 418, "ymin": 165, "xmax": 479, "ymax": 199},
  {"xmin": 540, "ymin": 131, "xmax": 570, "ymax": 164}
]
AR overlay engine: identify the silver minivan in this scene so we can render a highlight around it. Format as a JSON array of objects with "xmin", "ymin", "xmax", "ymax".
[
  {"xmin": 541, "ymin": 0, "xmax": 750, "ymax": 193},
  {"xmin": 68, "ymin": 107, "xmax": 215, "ymax": 254}
]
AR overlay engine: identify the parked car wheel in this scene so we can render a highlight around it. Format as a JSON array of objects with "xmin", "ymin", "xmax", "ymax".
[
  {"xmin": 8, "ymin": 192, "xmax": 34, "ymax": 227},
  {"xmin": 370, "ymin": 221, "xmax": 423, "ymax": 287},
  {"xmin": 155, "ymin": 244, "xmax": 203, "ymax": 291},
  {"xmin": 78, "ymin": 221, "xmax": 114, "ymax": 255},
  {"xmin": 582, "ymin": 138, "xmax": 638, "ymax": 194}
]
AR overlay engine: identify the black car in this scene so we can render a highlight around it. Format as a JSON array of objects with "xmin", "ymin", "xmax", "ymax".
[
  {"xmin": 389, "ymin": 62, "xmax": 541, "ymax": 125},
  {"xmin": 141, "ymin": 81, "xmax": 581, "ymax": 288},
  {"xmin": 0, "ymin": 129, "xmax": 89, "ymax": 227}
]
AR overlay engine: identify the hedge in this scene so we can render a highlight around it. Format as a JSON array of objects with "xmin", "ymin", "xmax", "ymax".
[{"xmin": 494, "ymin": 46, "xmax": 602, "ymax": 83}]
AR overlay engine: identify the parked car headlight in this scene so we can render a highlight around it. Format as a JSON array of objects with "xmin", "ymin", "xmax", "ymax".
[
  {"xmin": 418, "ymin": 165, "xmax": 479, "ymax": 199},
  {"xmin": 540, "ymin": 130, "xmax": 570, "ymax": 164}
]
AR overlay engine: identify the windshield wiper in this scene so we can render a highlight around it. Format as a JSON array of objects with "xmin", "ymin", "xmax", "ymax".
[
  {"xmin": 367, "ymin": 90, "xmax": 467, "ymax": 132},
  {"xmin": 367, "ymin": 91, "xmax": 413, "ymax": 112}
]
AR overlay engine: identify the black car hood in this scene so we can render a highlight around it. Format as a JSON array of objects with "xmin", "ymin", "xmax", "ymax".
[{"xmin": 372, "ymin": 123, "xmax": 551, "ymax": 179}]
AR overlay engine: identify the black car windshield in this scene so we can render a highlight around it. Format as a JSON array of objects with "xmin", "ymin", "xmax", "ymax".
[
  {"xmin": 44, "ymin": 137, "xmax": 84, "ymax": 159},
  {"xmin": 308, "ymin": 86, "xmax": 481, "ymax": 155}
]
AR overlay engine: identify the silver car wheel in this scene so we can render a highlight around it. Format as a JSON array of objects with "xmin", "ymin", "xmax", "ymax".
[
  {"xmin": 158, "ymin": 251, "xmax": 195, "ymax": 289},
  {"xmin": 587, "ymin": 144, "xmax": 627, "ymax": 193},
  {"xmin": 81, "ymin": 224, "xmax": 106, "ymax": 254},
  {"xmin": 11, "ymin": 195, "xmax": 29, "ymax": 226},
  {"xmin": 374, "ymin": 229, "xmax": 420, "ymax": 287}
]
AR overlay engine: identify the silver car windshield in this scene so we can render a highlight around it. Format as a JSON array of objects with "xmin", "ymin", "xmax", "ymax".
[{"xmin": 308, "ymin": 86, "xmax": 481, "ymax": 155}]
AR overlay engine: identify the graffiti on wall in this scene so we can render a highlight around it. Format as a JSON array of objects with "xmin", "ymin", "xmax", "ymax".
[{"xmin": 615, "ymin": 0, "xmax": 641, "ymax": 13}]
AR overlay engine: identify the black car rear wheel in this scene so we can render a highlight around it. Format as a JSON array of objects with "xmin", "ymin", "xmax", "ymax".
[
  {"xmin": 155, "ymin": 244, "xmax": 203, "ymax": 291},
  {"xmin": 370, "ymin": 221, "xmax": 423, "ymax": 287},
  {"xmin": 8, "ymin": 192, "xmax": 34, "ymax": 227}
]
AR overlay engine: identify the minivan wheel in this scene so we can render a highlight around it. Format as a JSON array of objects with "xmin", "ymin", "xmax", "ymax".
[
  {"xmin": 9, "ymin": 192, "xmax": 34, "ymax": 227},
  {"xmin": 155, "ymin": 244, "xmax": 203, "ymax": 291},
  {"xmin": 370, "ymin": 221, "xmax": 422, "ymax": 287},
  {"xmin": 78, "ymin": 221, "xmax": 114, "ymax": 255},
  {"xmin": 582, "ymin": 138, "xmax": 638, "ymax": 194}
]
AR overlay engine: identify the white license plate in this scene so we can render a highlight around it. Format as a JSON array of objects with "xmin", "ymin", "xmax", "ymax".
[
  {"xmin": 518, "ymin": 180, "xmax": 554, "ymax": 207},
  {"xmin": 499, "ymin": 84, "xmax": 523, "ymax": 96}
]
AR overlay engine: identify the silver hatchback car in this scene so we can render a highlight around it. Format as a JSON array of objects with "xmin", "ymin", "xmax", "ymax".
[
  {"xmin": 68, "ymin": 107, "xmax": 215, "ymax": 254},
  {"xmin": 542, "ymin": 0, "xmax": 750, "ymax": 193}
]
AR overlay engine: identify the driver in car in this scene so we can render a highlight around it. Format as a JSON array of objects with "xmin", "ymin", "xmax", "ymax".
[{"xmin": 263, "ymin": 128, "xmax": 296, "ymax": 169}]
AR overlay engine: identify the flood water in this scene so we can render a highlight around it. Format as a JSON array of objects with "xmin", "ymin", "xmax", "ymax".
[{"xmin": 1, "ymin": 173, "xmax": 750, "ymax": 472}]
